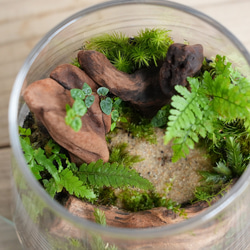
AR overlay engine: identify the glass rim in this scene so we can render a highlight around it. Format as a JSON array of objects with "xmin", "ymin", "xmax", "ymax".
[{"xmin": 8, "ymin": 0, "xmax": 250, "ymax": 239}]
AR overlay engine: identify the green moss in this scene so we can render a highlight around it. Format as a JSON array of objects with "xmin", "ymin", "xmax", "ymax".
[
  {"xmin": 95, "ymin": 187, "xmax": 117, "ymax": 206},
  {"xmin": 112, "ymin": 101, "xmax": 157, "ymax": 143},
  {"xmin": 109, "ymin": 142, "xmax": 144, "ymax": 167},
  {"xmin": 124, "ymin": 122, "xmax": 157, "ymax": 144},
  {"xmin": 71, "ymin": 57, "xmax": 81, "ymax": 68},
  {"xmin": 193, "ymin": 181, "xmax": 232, "ymax": 206},
  {"xmin": 84, "ymin": 28, "xmax": 173, "ymax": 73},
  {"xmin": 118, "ymin": 188, "xmax": 185, "ymax": 216}
]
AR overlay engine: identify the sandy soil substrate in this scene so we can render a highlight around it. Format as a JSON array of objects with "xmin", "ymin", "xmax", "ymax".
[{"xmin": 109, "ymin": 128, "xmax": 213, "ymax": 204}]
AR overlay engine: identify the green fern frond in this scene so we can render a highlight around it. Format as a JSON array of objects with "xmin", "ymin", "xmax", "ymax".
[
  {"xmin": 165, "ymin": 54, "xmax": 250, "ymax": 162},
  {"xmin": 203, "ymin": 72, "xmax": 250, "ymax": 120},
  {"xmin": 213, "ymin": 161, "xmax": 232, "ymax": 177},
  {"xmin": 34, "ymin": 148, "xmax": 60, "ymax": 183},
  {"xmin": 225, "ymin": 137, "xmax": 246, "ymax": 176},
  {"xmin": 43, "ymin": 178, "xmax": 57, "ymax": 197},
  {"xmin": 165, "ymin": 77, "xmax": 213, "ymax": 162},
  {"xmin": 59, "ymin": 168, "xmax": 96, "ymax": 199},
  {"xmin": 216, "ymin": 119, "xmax": 248, "ymax": 139},
  {"xmin": 76, "ymin": 159, "xmax": 153, "ymax": 190}
]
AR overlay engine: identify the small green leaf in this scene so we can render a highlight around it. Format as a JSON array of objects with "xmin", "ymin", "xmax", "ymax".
[
  {"xmin": 35, "ymin": 148, "xmax": 60, "ymax": 183},
  {"xmin": 43, "ymin": 179, "xmax": 57, "ymax": 197},
  {"xmin": 85, "ymin": 95, "xmax": 95, "ymax": 108},
  {"xmin": 119, "ymin": 117, "xmax": 128, "ymax": 123},
  {"xmin": 213, "ymin": 161, "xmax": 232, "ymax": 177},
  {"xmin": 111, "ymin": 122, "xmax": 116, "ymax": 131},
  {"xmin": 78, "ymin": 159, "xmax": 153, "ymax": 190},
  {"xmin": 151, "ymin": 109, "xmax": 169, "ymax": 127},
  {"xmin": 19, "ymin": 126, "xmax": 31, "ymax": 136},
  {"xmin": 71, "ymin": 117, "xmax": 82, "ymax": 132},
  {"xmin": 65, "ymin": 108, "xmax": 76, "ymax": 125},
  {"xmin": 100, "ymin": 97, "xmax": 112, "ymax": 115},
  {"xmin": 31, "ymin": 164, "xmax": 44, "ymax": 180},
  {"xmin": 199, "ymin": 171, "xmax": 226, "ymax": 183},
  {"xmin": 97, "ymin": 87, "xmax": 109, "ymax": 96},
  {"xmin": 72, "ymin": 99, "xmax": 87, "ymax": 116},
  {"xmin": 111, "ymin": 110, "xmax": 119, "ymax": 122},
  {"xmin": 59, "ymin": 168, "xmax": 96, "ymax": 199},
  {"xmin": 20, "ymin": 137, "xmax": 33, "ymax": 163},
  {"xmin": 65, "ymin": 103, "xmax": 71, "ymax": 112},
  {"xmin": 93, "ymin": 208, "xmax": 106, "ymax": 226},
  {"xmin": 112, "ymin": 97, "xmax": 123, "ymax": 109},
  {"xmin": 70, "ymin": 89, "xmax": 85, "ymax": 100},
  {"xmin": 82, "ymin": 83, "xmax": 92, "ymax": 96}
]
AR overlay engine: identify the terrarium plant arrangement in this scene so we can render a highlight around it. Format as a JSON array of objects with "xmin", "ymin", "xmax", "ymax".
[{"xmin": 19, "ymin": 28, "xmax": 250, "ymax": 231}]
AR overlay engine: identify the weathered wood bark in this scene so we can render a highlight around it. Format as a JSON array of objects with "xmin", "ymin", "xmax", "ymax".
[
  {"xmin": 78, "ymin": 43, "xmax": 204, "ymax": 117},
  {"xmin": 50, "ymin": 63, "xmax": 99, "ymax": 92},
  {"xmin": 60, "ymin": 195, "xmax": 213, "ymax": 229},
  {"xmin": 78, "ymin": 50, "xmax": 165, "ymax": 117},
  {"xmin": 49, "ymin": 181, "xmax": 238, "ymax": 250},
  {"xmin": 23, "ymin": 78, "xmax": 110, "ymax": 163},
  {"xmin": 159, "ymin": 43, "xmax": 204, "ymax": 98}
]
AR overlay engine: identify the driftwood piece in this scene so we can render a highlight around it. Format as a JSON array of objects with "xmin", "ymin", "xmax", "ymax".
[
  {"xmin": 23, "ymin": 78, "xmax": 110, "ymax": 163},
  {"xmin": 62, "ymin": 196, "xmax": 210, "ymax": 229},
  {"xmin": 78, "ymin": 43, "xmax": 204, "ymax": 117},
  {"xmin": 78, "ymin": 50, "xmax": 165, "ymax": 117},
  {"xmin": 50, "ymin": 63, "xmax": 99, "ymax": 92},
  {"xmin": 50, "ymin": 63, "xmax": 111, "ymax": 134},
  {"xmin": 49, "ymin": 181, "xmax": 238, "ymax": 250},
  {"xmin": 159, "ymin": 43, "xmax": 204, "ymax": 98}
]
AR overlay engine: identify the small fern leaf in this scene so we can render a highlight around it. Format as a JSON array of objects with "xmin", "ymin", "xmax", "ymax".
[
  {"xmin": 78, "ymin": 159, "xmax": 153, "ymax": 190},
  {"xmin": 43, "ymin": 179, "xmax": 57, "ymax": 198},
  {"xmin": 59, "ymin": 168, "xmax": 96, "ymax": 199},
  {"xmin": 213, "ymin": 161, "xmax": 232, "ymax": 177},
  {"xmin": 35, "ymin": 148, "xmax": 60, "ymax": 183},
  {"xmin": 165, "ymin": 77, "xmax": 213, "ymax": 162},
  {"xmin": 225, "ymin": 137, "xmax": 245, "ymax": 175}
]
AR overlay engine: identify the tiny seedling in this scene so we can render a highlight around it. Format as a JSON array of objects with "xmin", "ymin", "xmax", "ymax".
[
  {"xmin": 65, "ymin": 83, "xmax": 94, "ymax": 132},
  {"xmin": 65, "ymin": 83, "xmax": 126, "ymax": 132}
]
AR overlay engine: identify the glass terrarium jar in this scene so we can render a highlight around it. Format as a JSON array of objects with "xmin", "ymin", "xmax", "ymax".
[{"xmin": 9, "ymin": 0, "xmax": 250, "ymax": 249}]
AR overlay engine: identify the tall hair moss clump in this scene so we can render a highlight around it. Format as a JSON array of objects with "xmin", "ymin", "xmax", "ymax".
[{"xmin": 84, "ymin": 28, "xmax": 173, "ymax": 73}]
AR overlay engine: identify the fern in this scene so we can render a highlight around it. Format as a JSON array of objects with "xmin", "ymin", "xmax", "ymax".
[
  {"xmin": 165, "ymin": 55, "xmax": 250, "ymax": 162},
  {"xmin": 196, "ymin": 136, "xmax": 247, "ymax": 203},
  {"xmin": 72, "ymin": 159, "xmax": 153, "ymax": 190},
  {"xmin": 35, "ymin": 148, "xmax": 60, "ymax": 183},
  {"xmin": 193, "ymin": 181, "xmax": 232, "ymax": 206},
  {"xmin": 203, "ymin": 72, "xmax": 249, "ymax": 119},
  {"xmin": 20, "ymin": 129, "xmax": 96, "ymax": 200},
  {"xmin": 43, "ymin": 178, "xmax": 58, "ymax": 197},
  {"xmin": 164, "ymin": 77, "xmax": 214, "ymax": 162},
  {"xmin": 213, "ymin": 161, "xmax": 232, "ymax": 177},
  {"xmin": 59, "ymin": 168, "xmax": 96, "ymax": 199},
  {"xmin": 225, "ymin": 137, "xmax": 247, "ymax": 176}
]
